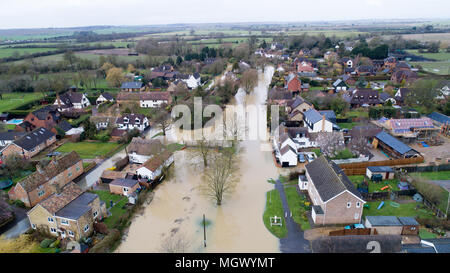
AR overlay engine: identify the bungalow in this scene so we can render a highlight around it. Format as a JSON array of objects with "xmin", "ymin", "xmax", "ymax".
[
  {"xmin": 304, "ymin": 155, "xmax": 365, "ymax": 225},
  {"xmin": 116, "ymin": 113, "xmax": 149, "ymax": 132},
  {"xmin": 27, "ymin": 182, "xmax": 106, "ymax": 241},
  {"xmin": 127, "ymin": 137, "xmax": 163, "ymax": 164},
  {"xmin": 366, "ymin": 166, "xmax": 395, "ymax": 180},
  {"xmin": 109, "ymin": 178, "xmax": 140, "ymax": 196},
  {"xmin": 373, "ymin": 131, "xmax": 419, "ymax": 158},
  {"xmin": 303, "ymin": 109, "xmax": 333, "ymax": 133},
  {"xmin": 54, "ymin": 91, "xmax": 91, "ymax": 112},
  {"xmin": 1, "ymin": 127, "xmax": 56, "ymax": 159},
  {"xmin": 136, "ymin": 150, "xmax": 174, "ymax": 181},
  {"xmin": 96, "ymin": 92, "xmax": 115, "ymax": 105},
  {"xmin": 8, "ymin": 151, "xmax": 83, "ymax": 207},
  {"xmin": 121, "ymin": 82, "xmax": 144, "ymax": 92}
]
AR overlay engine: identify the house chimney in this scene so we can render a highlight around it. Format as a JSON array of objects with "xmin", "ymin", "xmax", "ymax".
[
  {"xmin": 52, "ymin": 183, "xmax": 62, "ymax": 195},
  {"xmin": 322, "ymin": 115, "xmax": 326, "ymax": 132}
]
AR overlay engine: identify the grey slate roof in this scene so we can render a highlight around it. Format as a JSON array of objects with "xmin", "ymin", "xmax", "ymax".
[
  {"xmin": 428, "ymin": 112, "xmax": 450, "ymax": 125},
  {"xmin": 0, "ymin": 131, "xmax": 26, "ymax": 141},
  {"xmin": 305, "ymin": 155, "xmax": 364, "ymax": 202},
  {"xmin": 398, "ymin": 217, "xmax": 419, "ymax": 226},
  {"xmin": 366, "ymin": 216, "xmax": 402, "ymax": 226},
  {"xmin": 100, "ymin": 92, "xmax": 114, "ymax": 101},
  {"xmin": 318, "ymin": 110, "xmax": 336, "ymax": 123},
  {"xmin": 367, "ymin": 166, "xmax": 394, "ymax": 173},
  {"xmin": 110, "ymin": 178, "xmax": 139, "ymax": 188},
  {"xmin": 121, "ymin": 82, "xmax": 143, "ymax": 89},
  {"xmin": 303, "ymin": 109, "xmax": 323, "ymax": 124},
  {"xmin": 57, "ymin": 120, "xmax": 73, "ymax": 133},
  {"xmin": 55, "ymin": 192, "xmax": 97, "ymax": 220},
  {"xmin": 375, "ymin": 131, "xmax": 413, "ymax": 155},
  {"xmin": 13, "ymin": 127, "xmax": 55, "ymax": 151}
]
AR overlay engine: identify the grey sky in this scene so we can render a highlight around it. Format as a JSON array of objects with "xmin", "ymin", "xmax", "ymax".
[{"xmin": 0, "ymin": 0, "xmax": 449, "ymax": 29}]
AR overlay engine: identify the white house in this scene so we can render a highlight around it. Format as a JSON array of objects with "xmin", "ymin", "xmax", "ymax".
[
  {"xmin": 139, "ymin": 91, "xmax": 172, "ymax": 108},
  {"xmin": 116, "ymin": 113, "xmax": 149, "ymax": 131},
  {"xmin": 96, "ymin": 92, "xmax": 114, "ymax": 105},
  {"xmin": 180, "ymin": 73, "xmax": 201, "ymax": 89},
  {"xmin": 136, "ymin": 151, "xmax": 174, "ymax": 181},
  {"xmin": 54, "ymin": 91, "xmax": 90, "ymax": 112},
  {"xmin": 272, "ymin": 132, "xmax": 298, "ymax": 167},
  {"xmin": 303, "ymin": 109, "xmax": 333, "ymax": 133}
]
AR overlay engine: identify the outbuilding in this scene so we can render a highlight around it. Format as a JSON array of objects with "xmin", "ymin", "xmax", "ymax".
[
  {"xmin": 364, "ymin": 216, "xmax": 403, "ymax": 235},
  {"xmin": 398, "ymin": 217, "xmax": 419, "ymax": 235},
  {"xmin": 109, "ymin": 178, "xmax": 140, "ymax": 196},
  {"xmin": 366, "ymin": 166, "xmax": 395, "ymax": 180}
]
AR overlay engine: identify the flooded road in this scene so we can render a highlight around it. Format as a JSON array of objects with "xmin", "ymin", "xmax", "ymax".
[{"xmin": 117, "ymin": 66, "xmax": 284, "ymax": 252}]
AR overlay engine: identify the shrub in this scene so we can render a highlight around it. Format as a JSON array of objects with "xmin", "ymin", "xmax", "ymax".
[
  {"xmin": 89, "ymin": 229, "xmax": 120, "ymax": 253},
  {"xmin": 40, "ymin": 238, "xmax": 55, "ymax": 248},
  {"xmin": 49, "ymin": 239, "xmax": 60, "ymax": 248}
]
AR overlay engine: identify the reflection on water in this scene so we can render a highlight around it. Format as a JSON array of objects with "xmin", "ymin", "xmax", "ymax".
[{"xmin": 117, "ymin": 66, "xmax": 283, "ymax": 253}]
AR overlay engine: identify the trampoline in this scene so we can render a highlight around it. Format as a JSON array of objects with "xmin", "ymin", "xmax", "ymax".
[{"xmin": 0, "ymin": 179, "xmax": 13, "ymax": 190}]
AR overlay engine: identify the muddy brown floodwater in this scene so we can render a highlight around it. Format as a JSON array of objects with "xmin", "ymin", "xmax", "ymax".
[{"xmin": 117, "ymin": 66, "xmax": 286, "ymax": 253}]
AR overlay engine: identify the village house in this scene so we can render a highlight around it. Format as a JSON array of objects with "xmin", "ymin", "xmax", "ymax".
[
  {"xmin": 297, "ymin": 61, "xmax": 316, "ymax": 73},
  {"xmin": 109, "ymin": 178, "xmax": 140, "ymax": 196},
  {"xmin": 268, "ymin": 87, "xmax": 294, "ymax": 105},
  {"xmin": 286, "ymin": 96, "xmax": 314, "ymax": 115},
  {"xmin": 116, "ymin": 113, "xmax": 149, "ymax": 132},
  {"xmin": 391, "ymin": 70, "xmax": 418, "ymax": 84},
  {"xmin": 116, "ymin": 91, "xmax": 172, "ymax": 108},
  {"xmin": 277, "ymin": 124, "xmax": 318, "ymax": 149},
  {"xmin": 27, "ymin": 182, "xmax": 106, "ymax": 241},
  {"xmin": 324, "ymin": 51, "xmax": 338, "ymax": 62},
  {"xmin": 90, "ymin": 116, "xmax": 116, "ymax": 130},
  {"xmin": 0, "ymin": 131, "xmax": 25, "ymax": 147},
  {"xmin": 285, "ymin": 74, "xmax": 302, "ymax": 95},
  {"xmin": 8, "ymin": 151, "xmax": 83, "ymax": 207},
  {"xmin": 302, "ymin": 109, "xmax": 333, "ymax": 133},
  {"xmin": 272, "ymin": 133, "xmax": 298, "ymax": 167},
  {"xmin": 120, "ymin": 81, "xmax": 145, "ymax": 92},
  {"xmin": 340, "ymin": 57, "xmax": 353, "ymax": 68},
  {"xmin": 350, "ymin": 88, "xmax": 381, "ymax": 108},
  {"xmin": 127, "ymin": 137, "xmax": 163, "ymax": 164},
  {"xmin": 332, "ymin": 79, "xmax": 348, "ymax": 92},
  {"xmin": 179, "ymin": 73, "xmax": 201, "ymax": 89},
  {"xmin": 0, "ymin": 127, "xmax": 56, "ymax": 159},
  {"xmin": 298, "ymin": 48, "xmax": 311, "ymax": 57},
  {"xmin": 355, "ymin": 65, "xmax": 376, "ymax": 76},
  {"xmin": 393, "ymin": 88, "xmax": 411, "ymax": 105},
  {"xmin": 95, "ymin": 92, "xmax": 115, "ymax": 105},
  {"xmin": 302, "ymin": 155, "xmax": 366, "ymax": 225},
  {"xmin": 136, "ymin": 150, "xmax": 174, "ymax": 181},
  {"xmin": 53, "ymin": 91, "xmax": 91, "ymax": 112},
  {"xmin": 16, "ymin": 105, "xmax": 61, "ymax": 133}
]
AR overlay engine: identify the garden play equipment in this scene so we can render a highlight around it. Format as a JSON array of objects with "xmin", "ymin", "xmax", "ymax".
[
  {"xmin": 421, "ymin": 141, "xmax": 429, "ymax": 147},
  {"xmin": 270, "ymin": 216, "xmax": 282, "ymax": 227},
  {"xmin": 0, "ymin": 179, "xmax": 13, "ymax": 190},
  {"xmin": 413, "ymin": 193, "xmax": 423, "ymax": 202},
  {"xmin": 363, "ymin": 204, "xmax": 370, "ymax": 209},
  {"xmin": 380, "ymin": 186, "xmax": 389, "ymax": 191},
  {"xmin": 377, "ymin": 201, "xmax": 385, "ymax": 210},
  {"xmin": 389, "ymin": 201, "xmax": 400, "ymax": 208},
  {"xmin": 108, "ymin": 166, "xmax": 116, "ymax": 171}
]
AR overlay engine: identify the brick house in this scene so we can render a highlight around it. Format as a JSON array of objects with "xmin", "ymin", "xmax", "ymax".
[
  {"xmin": 109, "ymin": 178, "xmax": 140, "ymax": 196},
  {"xmin": 16, "ymin": 106, "xmax": 61, "ymax": 133},
  {"xmin": 8, "ymin": 151, "xmax": 83, "ymax": 207},
  {"xmin": 286, "ymin": 96, "xmax": 314, "ymax": 116},
  {"xmin": 27, "ymin": 182, "xmax": 106, "ymax": 241},
  {"xmin": 120, "ymin": 82, "xmax": 145, "ymax": 92},
  {"xmin": 0, "ymin": 127, "xmax": 56, "ymax": 159},
  {"xmin": 350, "ymin": 88, "xmax": 381, "ymax": 108},
  {"xmin": 285, "ymin": 74, "xmax": 302, "ymax": 94},
  {"xmin": 302, "ymin": 156, "xmax": 365, "ymax": 225}
]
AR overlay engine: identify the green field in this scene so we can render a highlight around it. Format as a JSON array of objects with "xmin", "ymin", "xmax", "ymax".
[
  {"xmin": 0, "ymin": 47, "xmax": 58, "ymax": 58},
  {"xmin": 55, "ymin": 141, "xmax": 120, "ymax": 159},
  {"xmin": 0, "ymin": 92, "xmax": 44, "ymax": 113},
  {"xmin": 406, "ymin": 49, "xmax": 450, "ymax": 61},
  {"xmin": 263, "ymin": 189, "xmax": 287, "ymax": 238}
]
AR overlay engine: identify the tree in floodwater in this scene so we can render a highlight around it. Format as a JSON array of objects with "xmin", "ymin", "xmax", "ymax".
[
  {"xmin": 154, "ymin": 106, "xmax": 171, "ymax": 136},
  {"xmin": 159, "ymin": 232, "xmax": 192, "ymax": 253},
  {"xmin": 202, "ymin": 148, "xmax": 239, "ymax": 206},
  {"xmin": 240, "ymin": 68, "xmax": 258, "ymax": 94}
]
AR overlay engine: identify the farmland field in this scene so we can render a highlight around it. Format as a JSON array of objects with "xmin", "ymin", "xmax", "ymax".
[
  {"xmin": 406, "ymin": 50, "xmax": 450, "ymax": 61},
  {"xmin": 0, "ymin": 92, "xmax": 44, "ymax": 113},
  {"xmin": 385, "ymin": 33, "xmax": 450, "ymax": 42},
  {"xmin": 411, "ymin": 61, "xmax": 450, "ymax": 75},
  {"xmin": 0, "ymin": 47, "xmax": 58, "ymax": 58}
]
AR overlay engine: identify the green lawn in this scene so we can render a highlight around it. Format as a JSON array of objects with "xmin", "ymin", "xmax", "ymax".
[
  {"xmin": 311, "ymin": 148, "xmax": 322, "ymax": 157},
  {"xmin": 0, "ymin": 92, "xmax": 44, "ymax": 113},
  {"xmin": 56, "ymin": 141, "xmax": 120, "ymax": 159},
  {"xmin": 337, "ymin": 122, "xmax": 357, "ymax": 129},
  {"xmin": 92, "ymin": 190, "xmax": 123, "ymax": 209},
  {"xmin": 0, "ymin": 47, "xmax": 58, "ymax": 58},
  {"xmin": 284, "ymin": 186, "xmax": 311, "ymax": 230},
  {"xmin": 411, "ymin": 61, "xmax": 450, "ymax": 75},
  {"xmin": 363, "ymin": 200, "xmax": 435, "ymax": 219},
  {"xmin": 263, "ymin": 189, "xmax": 287, "ymax": 238},
  {"xmin": 419, "ymin": 228, "xmax": 438, "ymax": 240},
  {"xmin": 348, "ymin": 175, "xmax": 400, "ymax": 192},
  {"xmin": 411, "ymin": 171, "xmax": 450, "ymax": 181},
  {"xmin": 92, "ymin": 189, "xmax": 128, "ymax": 229}
]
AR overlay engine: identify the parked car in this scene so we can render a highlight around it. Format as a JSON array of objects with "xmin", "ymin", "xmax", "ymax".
[
  {"xmin": 306, "ymin": 153, "xmax": 315, "ymax": 162},
  {"xmin": 298, "ymin": 153, "xmax": 306, "ymax": 163}
]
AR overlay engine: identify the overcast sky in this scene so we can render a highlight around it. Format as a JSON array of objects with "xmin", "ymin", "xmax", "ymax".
[{"xmin": 0, "ymin": 0, "xmax": 449, "ymax": 29}]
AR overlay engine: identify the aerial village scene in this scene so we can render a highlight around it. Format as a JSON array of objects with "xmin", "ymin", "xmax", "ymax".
[{"xmin": 0, "ymin": 2, "xmax": 449, "ymax": 255}]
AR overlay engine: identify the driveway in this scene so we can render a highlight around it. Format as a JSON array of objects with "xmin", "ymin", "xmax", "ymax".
[
  {"xmin": 274, "ymin": 179, "xmax": 310, "ymax": 253},
  {"xmin": 0, "ymin": 205, "xmax": 30, "ymax": 239}
]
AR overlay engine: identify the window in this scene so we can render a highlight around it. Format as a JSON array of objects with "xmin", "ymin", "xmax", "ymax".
[
  {"xmin": 124, "ymin": 188, "xmax": 129, "ymax": 192},
  {"xmin": 68, "ymin": 172, "xmax": 72, "ymax": 177},
  {"xmin": 38, "ymin": 190, "xmax": 45, "ymax": 197},
  {"xmin": 356, "ymin": 202, "xmax": 361, "ymax": 208},
  {"xmin": 61, "ymin": 219, "xmax": 69, "ymax": 225},
  {"xmin": 93, "ymin": 211, "xmax": 98, "ymax": 218},
  {"xmin": 76, "ymin": 167, "xmax": 80, "ymax": 172},
  {"xmin": 50, "ymin": 227, "xmax": 57, "ymax": 233},
  {"xmin": 68, "ymin": 230, "xmax": 74, "ymax": 237},
  {"xmin": 411, "ymin": 227, "xmax": 416, "ymax": 231},
  {"xmin": 48, "ymin": 217, "xmax": 54, "ymax": 223},
  {"xmin": 31, "ymin": 224, "xmax": 36, "ymax": 229},
  {"xmin": 346, "ymin": 202, "xmax": 351, "ymax": 208},
  {"xmin": 84, "ymin": 225, "xmax": 89, "ymax": 233}
]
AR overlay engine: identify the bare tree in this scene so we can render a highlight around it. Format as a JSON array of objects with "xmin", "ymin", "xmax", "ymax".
[
  {"xmin": 348, "ymin": 130, "xmax": 371, "ymax": 157},
  {"xmin": 315, "ymin": 132, "xmax": 345, "ymax": 158},
  {"xmin": 240, "ymin": 68, "xmax": 258, "ymax": 94},
  {"xmin": 159, "ymin": 232, "xmax": 192, "ymax": 253},
  {"xmin": 202, "ymin": 150, "xmax": 239, "ymax": 206},
  {"xmin": 154, "ymin": 107, "xmax": 171, "ymax": 136}
]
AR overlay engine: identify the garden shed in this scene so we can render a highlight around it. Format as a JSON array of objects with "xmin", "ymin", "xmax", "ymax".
[{"xmin": 366, "ymin": 166, "xmax": 395, "ymax": 180}]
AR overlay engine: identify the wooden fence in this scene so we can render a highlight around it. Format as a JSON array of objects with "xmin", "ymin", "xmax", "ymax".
[
  {"xmin": 340, "ymin": 156, "xmax": 425, "ymax": 175},
  {"xmin": 360, "ymin": 189, "xmax": 417, "ymax": 201},
  {"xmin": 329, "ymin": 228, "xmax": 377, "ymax": 236},
  {"xmin": 423, "ymin": 197, "xmax": 448, "ymax": 219}
]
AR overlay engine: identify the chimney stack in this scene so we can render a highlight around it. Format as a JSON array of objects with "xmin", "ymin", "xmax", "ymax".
[{"xmin": 322, "ymin": 115, "xmax": 326, "ymax": 132}]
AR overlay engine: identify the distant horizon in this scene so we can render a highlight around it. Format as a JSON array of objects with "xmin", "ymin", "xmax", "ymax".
[{"xmin": 0, "ymin": 0, "xmax": 449, "ymax": 30}]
